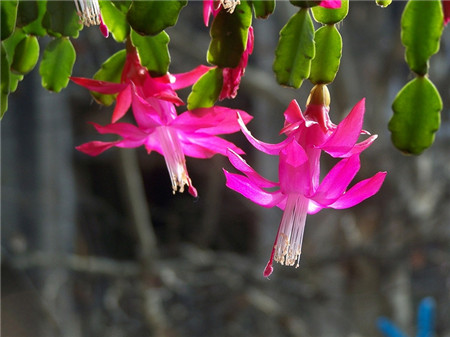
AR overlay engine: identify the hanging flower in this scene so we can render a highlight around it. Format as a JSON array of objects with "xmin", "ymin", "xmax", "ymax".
[
  {"xmin": 71, "ymin": 47, "xmax": 212, "ymax": 123},
  {"xmin": 74, "ymin": 0, "xmax": 109, "ymax": 37},
  {"xmin": 223, "ymin": 85, "xmax": 386, "ymax": 277},
  {"xmin": 219, "ymin": 26, "xmax": 254, "ymax": 100},
  {"xmin": 77, "ymin": 92, "xmax": 253, "ymax": 197}
]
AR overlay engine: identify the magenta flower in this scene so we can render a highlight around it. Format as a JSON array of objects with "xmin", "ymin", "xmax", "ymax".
[
  {"xmin": 77, "ymin": 92, "xmax": 253, "ymax": 197},
  {"xmin": 223, "ymin": 85, "xmax": 386, "ymax": 277},
  {"xmin": 318, "ymin": 0, "xmax": 342, "ymax": 9},
  {"xmin": 71, "ymin": 48, "xmax": 212, "ymax": 123},
  {"xmin": 219, "ymin": 26, "xmax": 254, "ymax": 100},
  {"xmin": 443, "ymin": 0, "xmax": 450, "ymax": 25},
  {"xmin": 203, "ymin": 0, "xmax": 241, "ymax": 26}
]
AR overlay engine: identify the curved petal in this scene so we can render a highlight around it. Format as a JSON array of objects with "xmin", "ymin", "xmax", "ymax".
[
  {"xmin": 70, "ymin": 77, "xmax": 127, "ymax": 94},
  {"xmin": 321, "ymin": 98, "xmax": 366, "ymax": 156},
  {"xmin": 311, "ymin": 155, "xmax": 361, "ymax": 205},
  {"xmin": 319, "ymin": 0, "xmax": 342, "ymax": 9},
  {"xmin": 180, "ymin": 134, "xmax": 244, "ymax": 158},
  {"xmin": 238, "ymin": 112, "xmax": 290, "ymax": 155},
  {"xmin": 328, "ymin": 171, "xmax": 387, "ymax": 210},
  {"xmin": 76, "ymin": 138, "xmax": 145, "ymax": 156},
  {"xmin": 224, "ymin": 170, "xmax": 285, "ymax": 208},
  {"xmin": 111, "ymin": 86, "xmax": 132, "ymax": 123},
  {"xmin": 172, "ymin": 107, "xmax": 252, "ymax": 135},
  {"xmin": 227, "ymin": 149, "xmax": 279, "ymax": 188},
  {"xmin": 170, "ymin": 65, "xmax": 213, "ymax": 90},
  {"xmin": 327, "ymin": 134, "xmax": 378, "ymax": 158},
  {"xmin": 131, "ymin": 92, "xmax": 165, "ymax": 129},
  {"xmin": 90, "ymin": 122, "xmax": 149, "ymax": 140}
]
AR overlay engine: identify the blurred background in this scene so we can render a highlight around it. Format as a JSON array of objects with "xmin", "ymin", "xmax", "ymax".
[{"xmin": 2, "ymin": 1, "xmax": 450, "ymax": 337}]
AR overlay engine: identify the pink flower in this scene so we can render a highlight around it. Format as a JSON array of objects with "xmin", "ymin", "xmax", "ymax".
[
  {"xmin": 77, "ymin": 92, "xmax": 253, "ymax": 197},
  {"xmin": 203, "ymin": 0, "xmax": 241, "ymax": 26},
  {"xmin": 318, "ymin": 0, "xmax": 342, "ymax": 9},
  {"xmin": 223, "ymin": 85, "xmax": 386, "ymax": 277},
  {"xmin": 443, "ymin": 0, "xmax": 450, "ymax": 25},
  {"xmin": 219, "ymin": 26, "xmax": 254, "ymax": 100},
  {"xmin": 71, "ymin": 48, "xmax": 212, "ymax": 123}
]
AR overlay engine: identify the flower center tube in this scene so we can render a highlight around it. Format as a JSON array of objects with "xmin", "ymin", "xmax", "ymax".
[
  {"xmin": 155, "ymin": 126, "xmax": 197, "ymax": 197},
  {"xmin": 273, "ymin": 193, "xmax": 309, "ymax": 267},
  {"xmin": 74, "ymin": 0, "xmax": 101, "ymax": 26}
]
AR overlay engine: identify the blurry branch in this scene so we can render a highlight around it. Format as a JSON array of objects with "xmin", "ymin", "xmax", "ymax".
[
  {"xmin": 7, "ymin": 252, "xmax": 140, "ymax": 277},
  {"xmin": 117, "ymin": 148, "xmax": 169, "ymax": 337}
]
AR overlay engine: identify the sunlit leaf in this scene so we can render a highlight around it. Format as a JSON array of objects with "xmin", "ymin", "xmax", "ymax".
[
  {"xmin": 40, "ymin": 37, "xmax": 76, "ymax": 92},
  {"xmin": 376, "ymin": 0, "xmax": 392, "ymax": 8},
  {"xmin": 91, "ymin": 49, "xmax": 126, "ymax": 106},
  {"xmin": 251, "ymin": 0, "xmax": 275, "ymax": 18},
  {"xmin": 1, "ymin": 43, "xmax": 10, "ymax": 117},
  {"xmin": 99, "ymin": 0, "xmax": 129, "ymax": 42},
  {"xmin": 389, "ymin": 77, "xmax": 442, "ymax": 155},
  {"xmin": 10, "ymin": 34, "xmax": 39, "ymax": 75},
  {"xmin": 22, "ymin": 0, "xmax": 47, "ymax": 36},
  {"xmin": 187, "ymin": 67, "xmax": 223, "ymax": 110},
  {"xmin": 207, "ymin": 0, "xmax": 253, "ymax": 68},
  {"xmin": 401, "ymin": 0, "xmax": 443, "ymax": 75},
  {"xmin": 309, "ymin": 25, "xmax": 342, "ymax": 84},
  {"xmin": 273, "ymin": 8, "xmax": 314, "ymax": 88},
  {"xmin": 127, "ymin": 0, "xmax": 187, "ymax": 36},
  {"xmin": 1, "ymin": 0, "xmax": 18, "ymax": 41},
  {"xmin": 130, "ymin": 29, "xmax": 170, "ymax": 76},
  {"xmin": 311, "ymin": 0, "xmax": 348, "ymax": 24}
]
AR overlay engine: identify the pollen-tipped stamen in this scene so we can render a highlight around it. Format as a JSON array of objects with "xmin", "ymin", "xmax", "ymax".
[{"xmin": 74, "ymin": 0, "xmax": 101, "ymax": 26}]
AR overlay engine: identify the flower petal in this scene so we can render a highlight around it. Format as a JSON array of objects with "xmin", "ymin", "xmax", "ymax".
[
  {"xmin": 224, "ymin": 170, "xmax": 285, "ymax": 208},
  {"xmin": 90, "ymin": 122, "xmax": 149, "ymax": 140},
  {"xmin": 238, "ymin": 112, "xmax": 290, "ymax": 155},
  {"xmin": 180, "ymin": 134, "xmax": 245, "ymax": 158},
  {"xmin": 170, "ymin": 65, "xmax": 213, "ymax": 90},
  {"xmin": 318, "ymin": 0, "xmax": 341, "ymax": 9},
  {"xmin": 311, "ymin": 155, "xmax": 360, "ymax": 205},
  {"xmin": 111, "ymin": 86, "xmax": 132, "ymax": 123},
  {"xmin": 172, "ymin": 107, "xmax": 252, "ymax": 135},
  {"xmin": 328, "ymin": 171, "xmax": 387, "ymax": 210},
  {"xmin": 321, "ymin": 98, "xmax": 366, "ymax": 156},
  {"xmin": 70, "ymin": 77, "xmax": 127, "ymax": 94},
  {"xmin": 227, "ymin": 149, "xmax": 279, "ymax": 188}
]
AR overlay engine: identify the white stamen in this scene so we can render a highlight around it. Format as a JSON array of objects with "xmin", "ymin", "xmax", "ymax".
[
  {"xmin": 74, "ymin": 0, "xmax": 101, "ymax": 26},
  {"xmin": 274, "ymin": 194, "xmax": 308, "ymax": 268},
  {"xmin": 155, "ymin": 126, "xmax": 192, "ymax": 195},
  {"xmin": 220, "ymin": 0, "xmax": 240, "ymax": 13}
]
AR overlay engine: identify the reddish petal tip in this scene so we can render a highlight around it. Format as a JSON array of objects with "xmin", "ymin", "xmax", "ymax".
[{"xmin": 263, "ymin": 262, "xmax": 273, "ymax": 278}]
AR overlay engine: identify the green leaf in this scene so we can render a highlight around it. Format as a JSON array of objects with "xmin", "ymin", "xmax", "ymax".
[
  {"xmin": 376, "ymin": 0, "xmax": 392, "ymax": 8},
  {"xmin": 39, "ymin": 38, "xmax": 76, "ymax": 92},
  {"xmin": 127, "ymin": 0, "xmax": 187, "ymax": 36},
  {"xmin": 311, "ymin": 0, "xmax": 349, "ymax": 24},
  {"xmin": 3, "ymin": 28, "xmax": 26, "ymax": 60},
  {"xmin": 251, "ymin": 0, "xmax": 275, "ymax": 18},
  {"xmin": 207, "ymin": 0, "xmax": 252, "ymax": 68},
  {"xmin": 111, "ymin": 0, "xmax": 132, "ymax": 13},
  {"xmin": 9, "ymin": 72, "xmax": 23, "ymax": 92},
  {"xmin": 401, "ymin": 0, "xmax": 443, "ymax": 75},
  {"xmin": 16, "ymin": 0, "xmax": 39, "ymax": 28},
  {"xmin": 43, "ymin": 1, "xmax": 82, "ymax": 38},
  {"xmin": 91, "ymin": 49, "xmax": 127, "ymax": 106},
  {"xmin": 389, "ymin": 77, "xmax": 442, "ymax": 155},
  {"xmin": 1, "ymin": 0, "xmax": 18, "ymax": 40},
  {"xmin": 273, "ymin": 8, "xmax": 315, "ymax": 89},
  {"xmin": 1, "ymin": 43, "xmax": 10, "ymax": 117},
  {"xmin": 187, "ymin": 68, "xmax": 223, "ymax": 110},
  {"xmin": 99, "ymin": 0, "xmax": 129, "ymax": 42},
  {"xmin": 130, "ymin": 29, "xmax": 170, "ymax": 76},
  {"xmin": 309, "ymin": 25, "xmax": 342, "ymax": 84},
  {"xmin": 22, "ymin": 0, "xmax": 47, "ymax": 36},
  {"xmin": 11, "ymin": 34, "xmax": 39, "ymax": 74}
]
